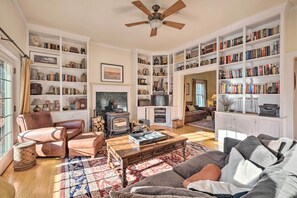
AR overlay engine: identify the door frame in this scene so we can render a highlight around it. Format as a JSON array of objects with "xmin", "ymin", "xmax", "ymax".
[{"xmin": 0, "ymin": 43, "xmax": 21, "ymax": 174}]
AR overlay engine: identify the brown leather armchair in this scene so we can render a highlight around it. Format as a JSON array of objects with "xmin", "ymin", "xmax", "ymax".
[{"xmin": 16, "ymin": 112, "xmax": 85, "ymax": 158}]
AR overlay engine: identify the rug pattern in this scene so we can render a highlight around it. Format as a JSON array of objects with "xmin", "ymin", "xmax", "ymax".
[
  {"xmin": 187, "ymin": 119, "xmax": 215, "ymax": 131},
  {"xmin": 57, "ymin": 142, "xmax": 207, "ymax": 198}
]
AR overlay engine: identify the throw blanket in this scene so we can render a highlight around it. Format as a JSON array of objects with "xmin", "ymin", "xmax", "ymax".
[{"xmin": 188, "ymin": 180, "xmax": 250, "ymax": 198}]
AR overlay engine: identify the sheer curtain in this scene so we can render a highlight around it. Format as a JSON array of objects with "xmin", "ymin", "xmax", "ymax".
[{"xmin": 20, "ymin": 58, "xmax": 32, "ymax": 114}]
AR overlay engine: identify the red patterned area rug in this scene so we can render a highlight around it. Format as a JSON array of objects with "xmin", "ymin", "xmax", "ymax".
[{"xmin": 57, "ymin": 142, "xmax": 207, "ymax": 198}]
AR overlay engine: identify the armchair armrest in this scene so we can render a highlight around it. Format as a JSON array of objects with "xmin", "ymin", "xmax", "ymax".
[
  {"xmin": 18, "ymin": 127, "xmax": 67, "ymax": 143},
  {"xmin": 54, "ymin": 119, "xmax": 85, "ymax": 132},
  {"xmin": 223, "ymin": 137, "xmax": 242, "ymax": 155}
]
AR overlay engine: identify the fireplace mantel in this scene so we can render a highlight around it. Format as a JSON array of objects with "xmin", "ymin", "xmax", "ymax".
[{"xmin": 92, "ymin": 84, "xmax": 131, "ymax": 114}]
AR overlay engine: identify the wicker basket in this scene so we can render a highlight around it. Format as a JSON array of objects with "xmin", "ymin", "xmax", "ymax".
[{"xmin": 13, "ymin": 141, "xmax": 36, "ymax": 171}]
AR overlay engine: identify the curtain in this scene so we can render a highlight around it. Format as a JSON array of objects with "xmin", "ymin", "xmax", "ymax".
[
  {"xmin": 192, "ymin": 79, "xmax": 197, "ymax": 105},
  {"xmin": 20, "ymin": 58, "xmax": 32, "ymax": 114}
]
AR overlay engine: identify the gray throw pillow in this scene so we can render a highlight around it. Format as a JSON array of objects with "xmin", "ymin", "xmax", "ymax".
[
  {"xmin": 235, "ymin": 136, "xmax": 277, "ymax": 168},
  {"xmin": 109, "ymin": 191, "xmax": 211, "ymax": 198}
]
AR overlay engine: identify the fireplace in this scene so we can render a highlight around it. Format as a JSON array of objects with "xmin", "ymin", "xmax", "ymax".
[{"xmin": 106, "ymin": 112, "xmax": 130, "ymax": 137}]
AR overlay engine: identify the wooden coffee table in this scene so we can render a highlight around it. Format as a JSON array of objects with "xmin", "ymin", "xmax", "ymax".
[{"xmin": 105, "ymin": 131, "xmax": 188, "ymax": 187}]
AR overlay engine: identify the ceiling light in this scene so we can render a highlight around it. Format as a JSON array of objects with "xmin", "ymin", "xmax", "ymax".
[{"xmin": 150, "ymin": 19, "xmax": 162, "ymax": 29}]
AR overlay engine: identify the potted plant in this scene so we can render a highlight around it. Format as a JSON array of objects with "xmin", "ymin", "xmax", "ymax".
[{"xmin": 219, "ymin": 96, "xmax": 236, "ymax": 112}]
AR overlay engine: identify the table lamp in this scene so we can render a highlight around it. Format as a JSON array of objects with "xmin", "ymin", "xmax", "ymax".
[
  {"xmin": 31, "ymin": 99, "xmax": 42, "ymax": 112},
  {"xmin": 211, "ymin": 94, "xmax": 217, "ymax": 107}
]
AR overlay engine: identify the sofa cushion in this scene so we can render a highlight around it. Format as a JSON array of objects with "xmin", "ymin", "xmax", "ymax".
[
  {"xmin": 131, "ymin": 186, "xmax": 215, "ymax": 198},
  {"xmin": 235, "ymin": 136, "xmax": 277, "ymax": 168},
  {"xmin": 173, "ymin": 151, "xmax": 227, "ymax": 179},
  {"xmin": 187, "ymin": 105, "xmax": 196, "ymax": 112},
  {"xmin": 66, "ymin": 128, "xmax": 81, "ymax": 139},
  {"xmin": 183, "ymin": 164, "xmax": 221, "ymax": 188},
  {"xmin": 110, "ymin": 191, "xmax": 200, "ymax": 198},
  {"xmin": 120, "ymin": 170, "xmax": 185, "ymax": 193},
  {"xmin": 257, "ymin": 134, "xmax": 295, "ymax": 154},
  {"xmin": 219, "ymin": 148, "xmax": 262, "ymax": 188}
]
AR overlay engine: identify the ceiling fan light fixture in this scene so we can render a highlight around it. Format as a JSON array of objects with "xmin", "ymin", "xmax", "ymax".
[{"xmin": 150, "ymin": 19, "xmax": 162, "ymax": 29}]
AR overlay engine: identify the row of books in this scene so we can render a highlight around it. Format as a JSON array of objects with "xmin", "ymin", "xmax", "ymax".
[
  {"xmin": 220, "ymin": 52, "xmax": 243, "ymax": 65},
  {"xmin": 246, "ymin": 25, "xmax": 279, "ymax": 43},
  {"xmin": 220, "ymin": 36, "xmax": 243, "ymax": 50},
  {"xmin": 200, "ymin": 58, "xmax": 217, "ymax": 66},
  {"xmin": 201, "ymin": 43, "xmax": 217, "ymax": 55},
  {"xmin": 219, "ymin": 83, "xmax": 243, "ymax": 94},
  {"xmin": 219, "ymin": 68, "xmax": 243, "ymax": 79},
  {"xmin": 246, "ymin": 63, "xmax": 279, "ymax": 77},
  {"xmin": 62, "ymin": 74, "xmax": 79, "ymax": 82},
  {"xmin": 63, "ymin": 61, "xmax": 86, "ymax": 69},
  {"xmin": 246, "ymin": 41, "xmax": 279, "ymax": 60},
  {"xmin": 62, "ymin": 88, "xmax": 82, "ymax": 95},
  {"xmin": 46, "ymin": 73, "xmax": 59, "ymax": 81},
  {"xmin": 246, "ymin": 81, "xmax": 280, "ymax": 94}
]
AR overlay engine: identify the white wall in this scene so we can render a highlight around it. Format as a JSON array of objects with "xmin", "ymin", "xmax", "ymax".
[
  {"xmin": 89, "ymin": 43, "xmax": 136, "ymax": 119},
  {"xmin": 0, "ymin": 0, "xmax": 27, "ymax": 52},
  {"xmin": 286, "ymin": 6, "xmax": 297, "ymax": 52}
]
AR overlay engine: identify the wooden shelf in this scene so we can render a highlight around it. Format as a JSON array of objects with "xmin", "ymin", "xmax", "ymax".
[
  {"xmin": 200, "ymin": 51, "xmax": 216, "ymax": 58},
  {"xmin": 29, "ymin": 46, "xmax": 60, "ymax": 55},
  {"xmin": 62, "ymin": 67, "xmax": 87, "ymax": 71},
  {"xmin": 219, "ymin": 61, "xmax": 244, "ymax": 67},
  {"xmin": 62, "ymin": 51, "xmax": 87, "ymax": 58},
  {"xmin": 246, "ymin": 54, "xmax": 280, "ymax": 62},
  {"xmin": 219, "ymin": 44, "xmax": 243, "ymax": 53}
]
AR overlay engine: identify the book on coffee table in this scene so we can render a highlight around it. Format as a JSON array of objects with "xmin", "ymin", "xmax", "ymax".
[{"xmin": 129, "ymin": 131, "xmax": 167, "ymax": 145}]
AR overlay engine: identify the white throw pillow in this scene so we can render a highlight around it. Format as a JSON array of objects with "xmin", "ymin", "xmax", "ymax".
[
  {"xmin": 187, "ymin": 180, "xmax": 251, "ymax": 196},
  {"xmin": 219, "ymin": 147, "xmax": 262, "ymax": 188},
  {"xmin": 187, "ymin": 105, "xmax": 196, "ymax": 112}
]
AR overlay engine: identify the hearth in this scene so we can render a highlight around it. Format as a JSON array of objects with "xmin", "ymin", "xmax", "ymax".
[{"xmin": 106, "ymin": 112, "xmax": 130, "ymax": 137}]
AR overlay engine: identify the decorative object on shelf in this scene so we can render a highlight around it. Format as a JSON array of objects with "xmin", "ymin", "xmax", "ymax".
[
  {"xmin": 30, "ymin": 68, "xmax": 38, "ymax": 80},
  {"xmin": 219, "ymin": 96, "xmax": 236, "ymax": 112},
  {"xmin": 77, "ymin": 98, "xmax": 87, "ymax": 109},
  {"xmin": 153, "ymin": 68, "xmax": 156, "ymax": 76},
  {"xmin": 101, "ymin": 63, "xmax": 123, "ymax": 83},
  {"xmin": 81, "ymin": 58, "xmax": 86, "ymax": 69},
  {"xmin": 259, "ymin": 104, "xmax": 280, "ymax": 117},
  {"xmin": 49, "ymin": 103, "xmax": 55, "ymax": 111},
  {"xmin": 62, "ymin": 106, "xmax": 69, "ymax": 111},
  {"xmin": 83, "ymin": 85, "xmax": 87, "ymax": 95},
  {"xmin": 31, "ymin": 99, "xmax": 42, "ymax": 112},
  {"xmin": 81, "ymin": 73, "xmax": 87, "ymax": 82},
  {"xmin": 63, "ymin": 45, "xmax": 69, "ymax": 52},
  {"xmin": 30, "ymin": 83, "xmax": 42, "ymax": 95},
  {"xmin": 91, "ymin": 116, "xmax": 105, "ymax": 132},
  {"xmin": 37, "ymin": 72, "xmax": 45, "ymax": 80},
  {"xmin": 186, "ymin": 83, "xmax": 190, "ymax": 95},
  {"xmin": 81, "ymin": 48, "xmax": 86, "ymax": 54},
  {"xmin": 54, "ymin": 100, "xmax": 60, "ymax": 111},
  {"xmin": 142, "ymin": 68, "xmax": 149, "ymax": 75},
  {"xmin": 138, "ymin": 69, "xmax": 142, "ymax": 75},
  {"xmin": 138, "ymin": 78, "xmax": 147, "ymax": 85},
  {"xmin": 30, "ymin": 35, "xmax": 41, "ymax": 47},
  {"xmin": 138, "ymin": 99, "xmax": 151, "ymax": 106},
  {"xmin": 46, "ymin": 86, "xmax": 55, "ymax": 95},
  {"xmin": 30, "ymin": 52, "xmax": 58, "ymax": 67},
  {"xmin": 69, "ymin": 97, "xmax": 77, "ymax": 110},
  {"xmin": 42, "ymin": 103, "xmax": 49, "ymax": 112},
  {"xmin": 154, "ymin": 57, "xmax": 160, "ymax": 65},
  {"xmin": 69, "ymin": 47, "xmax": 79, "ymax": 53}
]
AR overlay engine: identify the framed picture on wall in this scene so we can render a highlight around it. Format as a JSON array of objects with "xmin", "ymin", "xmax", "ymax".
[
  {"xmin": 101, "ymin": 63, "xmax": 124, "ymax": 83},
  {"xmin": 186, "ymin": 83, "xmax": 190, "ymax": 95}
]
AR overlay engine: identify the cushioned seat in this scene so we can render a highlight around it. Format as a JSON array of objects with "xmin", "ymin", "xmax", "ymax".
[
  {"xmin": 65, "ymin": 128, "xmax": 81, "ymax": 139},
  {"xmin": 68, "ymin": 132, "xmax": 104, "ymax": 158}
]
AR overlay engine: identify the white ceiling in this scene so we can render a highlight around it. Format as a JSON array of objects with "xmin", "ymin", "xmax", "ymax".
[{"xmin": 17, "ymin": 0, "xmax": 286, "ymax": 51}]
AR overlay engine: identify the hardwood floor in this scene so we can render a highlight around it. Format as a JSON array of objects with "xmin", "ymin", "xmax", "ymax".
[{"xmin": 2, "ymin": 125, "xmax": 220, "ymax": 198}]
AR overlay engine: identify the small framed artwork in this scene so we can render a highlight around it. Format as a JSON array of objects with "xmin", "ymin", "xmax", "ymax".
[
  {"xmin": 101, "ymin": 63, "xmax": 124, "ymax": 83},
  {"xmin": 30, "ymin": 52, "xmax": 59, "ymax": 68},
  {"xmin": 186, "ymin": 83, "xmax": 190, "ymax": 95}
]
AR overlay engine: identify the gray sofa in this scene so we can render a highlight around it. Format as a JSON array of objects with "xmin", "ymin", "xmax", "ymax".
[{"xmin": 110, "ymin": 134, "xmax": 297, "ymax": 198}]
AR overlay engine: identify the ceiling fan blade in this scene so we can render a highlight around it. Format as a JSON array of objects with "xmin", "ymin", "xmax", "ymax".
[
  {"xmin": 125, "ymin": 21, "xmax": 149, "ymax": 27},
  {"xmin": 163, "ymin": 21, "xmax": 185, "ymax": 30},
  {"xmin": 132, "ymin": 1, "xmax": 153, "ymax": 17},
  {"xmin": 161, "ymin": 0, "xmax": 186, "ymax": 18},
  {"xmin": 150, "ymin": 28, "xmax": 157, "ymax": 37}
]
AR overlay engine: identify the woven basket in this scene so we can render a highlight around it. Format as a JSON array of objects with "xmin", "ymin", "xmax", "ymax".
[{"xmin": 13, "ymin": 141, "xmax": 36, "ymax": 171}]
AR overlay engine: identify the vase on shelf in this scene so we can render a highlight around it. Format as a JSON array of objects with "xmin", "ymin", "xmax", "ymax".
[{"xmin": 223, "ymin": 105, "xmax": 229, "ymax": 112}]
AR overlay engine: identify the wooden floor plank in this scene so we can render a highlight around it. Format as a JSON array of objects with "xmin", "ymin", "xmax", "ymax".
[{"xmin": 2, "ymin": 125, "xmax": 220, "ymax": 198}]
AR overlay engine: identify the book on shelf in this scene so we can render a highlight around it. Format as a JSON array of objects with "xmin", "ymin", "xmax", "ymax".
[
  {"xmin": 246, "ymin": 41, "xmax": 279, "ymax": 60},
  {"xmin": 219, "ymin": 83, "xmax": 243, "ymax": 94},
  {"xmin": 246, "ymin": 81, "xmax": 280, "ymax": 94},
  {"xmin": 246, "ymin": 25, "xmax": 279, "ymax": 43},
  {"xmin": 201, "ymin": 43, "xmax": 217, "ymax": 55},
  {"xmin": 200, "ymin": 58, "xmax": 217, "ymax": 66},
  {"xmin": 219, "ymin": 68, "xmax": 242, "ymax": 79},
  {"xmin": 220, "ymin": 52, "xmax": 243, "ymax": 65},
  {"xmin": 220, "ymin": 36, "xmax": 243, "ymax": 50},
  {"xmin": 246, "ymin": 63, "xmax": 279, "ymax": 77}
]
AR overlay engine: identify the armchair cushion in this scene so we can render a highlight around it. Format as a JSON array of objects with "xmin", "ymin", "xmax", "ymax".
[
  {"xmin": 66, "ymin": 128, "xmax": 81, "ymax": 140},
  {"xmin": 16, "ymin": 112, "xmax": 54, "ymax": 131},
  {"xmin": 18, "ymin": 127, "xmax": 66, "ymax": 143},
  {"xmin": 55, "ymin": 119, "xmax": 85, "ymax": 131}
]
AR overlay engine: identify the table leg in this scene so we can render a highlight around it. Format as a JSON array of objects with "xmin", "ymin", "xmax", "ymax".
[
  {"xmin": 182, "ymin": 142, "xmax": 186, "ymax": 161},
  {"xmin": 107, "ymin": 147, "xmax": 112, "ymax": 168},
  {"xmin": 122, "ymin": 167, "xmax": 128, "ymax": 188}
]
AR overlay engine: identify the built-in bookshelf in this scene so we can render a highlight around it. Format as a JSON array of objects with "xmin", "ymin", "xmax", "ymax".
[
  {"xmin": 137, "ymin": 53, "xmax": 151, "ymax": 104},
  {"xmin": 28, "ymin": 25, "xmax": 90, "ymax": 128}
]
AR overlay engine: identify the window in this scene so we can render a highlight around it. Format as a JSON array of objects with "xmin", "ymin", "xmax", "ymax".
[
  {"xmin": 195, "ymin": 81, "xmax": 206, "ymax": 107},
  {"xmin": 0, "ymin": 59, "xmax": 13, "ymax": 158}
]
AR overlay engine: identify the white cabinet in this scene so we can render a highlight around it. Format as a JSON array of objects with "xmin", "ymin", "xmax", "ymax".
[{"xmin": 216, "ymin": 112, "xmax": 283, "ymax": 141}]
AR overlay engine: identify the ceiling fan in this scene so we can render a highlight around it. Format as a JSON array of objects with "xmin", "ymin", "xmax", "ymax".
[{"xmin": 125, "ymin": 0, "xmax": 186, "ymax": 37}]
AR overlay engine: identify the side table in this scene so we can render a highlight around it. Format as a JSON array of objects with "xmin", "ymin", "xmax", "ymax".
[{"xmin": 13, "ymin": 141, "xmax": 36, "ymax": 171}]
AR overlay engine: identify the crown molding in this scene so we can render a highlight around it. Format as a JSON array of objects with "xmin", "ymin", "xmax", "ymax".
[{"xmin": 11, "ymin": 0, "xmax": 27, "ymax": 25}]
